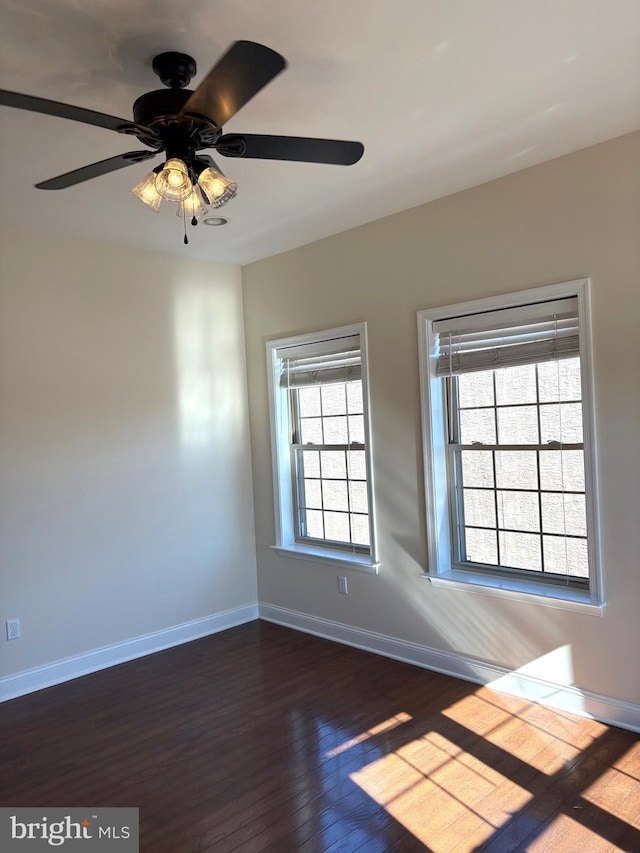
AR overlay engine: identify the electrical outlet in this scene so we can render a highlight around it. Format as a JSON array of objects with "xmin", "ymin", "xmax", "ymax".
[
  {"xmin": 338, "ymin": 576, "xmax": 348, "ymax": 595},
  {"xmin": 7, "ymin": 618, "xmax": 21, "ymax": 640}
]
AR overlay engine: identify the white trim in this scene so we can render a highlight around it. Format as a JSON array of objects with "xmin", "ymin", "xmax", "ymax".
[
  {"xmin": 258, "ymin": 603, "xmax": 640, "ymax": 734},
  {"xmin": 271, "ymin": 544, "xmax": 380, "ymax": 573},
  {"xmin": 0, "ymin": 604, "xmax": 258, "ymax": 703},
  {"xmin": 266, "ymin": 321, "xmax": 379, "ymax": 566},
  {"xmin": 424, "ymin": 572, "xmax": 604, "ymax": 614},
  {"xmin": 419, "ymin": 278, "xmax": 590, "ymax": 323},
  {"xmin": 576, "ymin": 281, "xmax": 604, "ymax": 604},
  {"xmin": 417, "ymin": 278, "xmax": 604, "ymax": 605}
]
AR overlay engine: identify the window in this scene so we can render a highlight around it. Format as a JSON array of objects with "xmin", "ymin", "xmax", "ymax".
[
  {"xmin": 418, "ymin": 279, "xmax": 603, "ymax": 612},
  {"xmin": 267, "ymin": 323, "xmax": 378, "ymax": 572}
]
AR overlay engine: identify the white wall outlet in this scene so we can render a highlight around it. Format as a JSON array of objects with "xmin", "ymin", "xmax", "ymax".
[
  {"xmin": 7, "ymin": 618, "xmax": 21, "ymax": 640},
  {"xmin": 338, "ymin": 576, "xmax": 348, "ymax": 595}
]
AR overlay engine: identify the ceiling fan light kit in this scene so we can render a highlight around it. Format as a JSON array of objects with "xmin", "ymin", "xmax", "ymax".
[
  {"xmin": 198, "ymin": 167, "xmax": 238, "ymax": 208},
  {"xmin": 0, "ymin": 41, "xmax": 364, "ymax": 245},
  {"xmin": 154, "ymin": 157, "xmax": 192, "ymax": 202},
  {"xmin": 129, "ymin": 169, "xmax": 163, "ymax": 212},
  {"xmin": 176, "ymin": 185, "xmax": 210, "ymax": 221}
]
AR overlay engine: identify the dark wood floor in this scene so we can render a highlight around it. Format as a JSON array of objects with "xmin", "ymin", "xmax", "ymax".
[{"xmin": 0, "ymin": 621, "xmax": 638, "ymax": 852}]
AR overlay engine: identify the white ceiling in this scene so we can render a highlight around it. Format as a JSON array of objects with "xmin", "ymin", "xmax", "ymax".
[{"xmin": 0, "ymin": 0, "xmax": 638, "ymax": 265}]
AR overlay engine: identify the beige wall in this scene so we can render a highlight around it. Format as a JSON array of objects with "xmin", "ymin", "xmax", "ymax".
[
  {"xmin": 243, "ymin": 132, "xmax": 640, "ymax": 705},
  {"xmin": 0, "ymin": 231, "xmax": 257, "ymax": 676}
]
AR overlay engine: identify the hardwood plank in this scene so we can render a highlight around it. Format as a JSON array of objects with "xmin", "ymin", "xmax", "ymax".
[{"xmin": 0, "ymin": 620, "xmax": 638, "ymax": 852}]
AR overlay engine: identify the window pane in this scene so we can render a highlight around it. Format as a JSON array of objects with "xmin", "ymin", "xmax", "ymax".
[
  {"xmin": 464, "ymin": 528, "xmax": 498, "ymax": 565},
  {"xmin": 303, "ymin": 479, "xmax": 322, "ymax": 509},
  {"xmin": 305, "ymin": 509, "xmax": 324, "ymax": 539},
  {"xmin": 323, "ymin": 480, "xmax": 349, "ymax": 511},
  {"xmin": 298, "ymin": 386, "xmax": 321, "ymax": 417},
  {"xmin": 497, "ymin": 406, "xmax": 539, "ymax": 444},
  {"xmin": 300, "ymin": 450, "xmax": 320, "ymax": 478},
  {"xmin": 538, "ymin": 358, "xmax": 581, "ymax": 403},
  {"xmin": 497, "ymin": 490, "xmax": 540, "ymax": 532},
  {"xmin": 495, "ymin": 450, "xmax": 537, "ymax": 490},
  {"xmin": 462, "ymin": 489, "xmax": 496, "ymax": 528},
  {"xmin": 351, "ymin": 514, "xmax": 370, "ymax": 546},
  {"xmin": 300, "ymin": 417, "xmax": 323, "ymax": 444},
  {"xmin": 347, "ymin": 450, "xmax": 367, "ymax": 480},
  {"xmin": 349, "ymin": 481, "xmax": 369, "ymax": 514},
  {"xmin": 348, "ymin": 415, "xmax": 365, "ymax": 443},
  {"xmin": 539, "ymin": 450, "xmax": 585, "ymax": 491},
  {"xmin": 276, "ymin": 330, "xmax": 372, "ymax": 556},
  {"xmin": 499, "ymin": 531, "xmax": 542, "ymax": 571},
  {"xmin": 541, "ymin": 493, "xmax": 587, "ymax": 536},
  {"xmin": 321, "ymin": 383, "xmax": 347, "ymax": 415},
  {"xmin": 459, "ymin": 409, "xmax": 496, "ymax": 444},
  {"xmin": 347, "ymin": 382, "xmax": 363, "ymax": 414},
  {"xmin": 323, "ymin": 416, "xmax": 348, "ymax": 444},
  {"xmin": 540, "ymin": 403, "xmax": 583, "ymax": 443},
  {"xmin": 320, "ymin": 450, "xmax": 346, "ymax": 479},
  {"xmin": 543, "ymin": 535, "xmax": 588, "ymax": 578},
  {"xmin": 458, "ymin": 371, "xmax": 494, "ymax": 408},
  {"xmin": 495, "ymin": 364, "xmax": 537, "ymax": 406},
  {"xmin": 325, "ymin": 511, "xmax": 350, "ymax": 542},
  {"xmin": 460, "ymin": 451, "xmax": 494, "ymax": 488}
]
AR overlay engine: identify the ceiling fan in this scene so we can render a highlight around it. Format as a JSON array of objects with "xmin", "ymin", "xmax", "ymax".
[{"xmin": 0, "ymin": 41, "xmax": 364, "ymax": 241}]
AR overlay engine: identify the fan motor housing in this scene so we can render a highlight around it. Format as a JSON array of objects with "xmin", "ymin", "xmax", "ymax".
[{"xmin": 133, "ymin": 89, "xmax": 193, "ymax": 127}]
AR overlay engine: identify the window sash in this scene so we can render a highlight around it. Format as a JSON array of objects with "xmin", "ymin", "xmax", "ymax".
[
  {"xmin": 446, "ymin": 443, "xmax": 588, "ymax": 585},
  {"xmin": 290, "ymin": 375, "xmax": 370, "ymax": 553},
  {"xmin": 446, "ymin": 353, "xmax": 589, "ymax": 585},
  {"xmin": 292, "ymin": 444, "xmax": 370, "ymax": 552}
]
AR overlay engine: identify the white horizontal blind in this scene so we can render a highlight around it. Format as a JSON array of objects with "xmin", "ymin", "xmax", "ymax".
[
  {"xmin": 433, "ymin": 297, "xmax": 579, "ymax": 376},
  {"xmin": 278, "ymin": 334, "xmax": 361, "ymax": 388}
]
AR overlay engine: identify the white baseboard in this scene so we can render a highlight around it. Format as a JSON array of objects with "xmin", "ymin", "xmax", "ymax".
[
  {"xmin": 0, "ymin": 604, "xmax": 259, "ymax": 703},
  {"xmin": 259, "ymin": 603, "xmax": 640, "ymax": 734},
  {"xmin": 5, "ymin": 600, "xmax": 639, "ymax": 735}
]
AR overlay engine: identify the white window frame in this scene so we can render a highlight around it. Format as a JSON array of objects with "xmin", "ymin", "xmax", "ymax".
[
  {"xmin": 266, "ymin": 322, "xmax": 379, "ymax": 573},
  {"xmin": 418, "ymin": 279, "xmax": 604, "ymax": 613}
]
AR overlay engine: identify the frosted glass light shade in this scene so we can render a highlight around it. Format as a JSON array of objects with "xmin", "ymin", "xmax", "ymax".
[
  {"xmin": 198, "ymin": 167, "xmax": 237, "ymax": 208},
  {"xmin": 155, "ymin": 158, "xmax": 192, "ymax": 202},
  {"xmin": 176, "ymin": 185, "xmax": 210, "ymax": 220},
  {"xmin": 129, "ymin": 171, "xmax": 162, "ymax": 212}
]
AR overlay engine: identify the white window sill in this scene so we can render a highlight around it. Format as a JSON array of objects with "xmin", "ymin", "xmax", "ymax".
[
  {"xmin": 272, "ymin": 544, "xmax": 380, "ymax": 574},
  {"xmin": 423, "ymin": 569, "xmax": 604, "ymax": 615}
]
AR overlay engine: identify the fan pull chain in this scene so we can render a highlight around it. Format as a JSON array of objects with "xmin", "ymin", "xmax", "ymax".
[{"xmin": 182, "ymin": 203, "xmax": 189, "ymax": 245}]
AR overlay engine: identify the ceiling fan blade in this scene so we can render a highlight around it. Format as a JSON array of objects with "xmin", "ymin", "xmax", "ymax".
[
  {"xmin": 0, "ymin": 90, "xmax": 158, "ymax": 140},
  {"xmin": 35, "ymin": 151, "xmax": 158, "ymax": 190},
  {"xmin": 215, "ymin": 134, "xmax": 364, "ymax": 165},
  {"xmin": 179, "ymin": 41, "xmax": 286, "ymax": 128}
]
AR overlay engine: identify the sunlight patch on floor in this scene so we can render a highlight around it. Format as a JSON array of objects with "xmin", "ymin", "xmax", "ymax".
[
  {"xmin": 349, "ymin": 733, "xmax": 533, "ymax": 850},
  {"xmin": 581, "ymin": 757, "xmax": 640, "ymax": 823},
  {"xmin": 442, "ymin": 689, "xmax": 601, "ymax": 774},
  {"xmin": 526, "ymin": 813, "xmax": 616, "ymax": 851}
]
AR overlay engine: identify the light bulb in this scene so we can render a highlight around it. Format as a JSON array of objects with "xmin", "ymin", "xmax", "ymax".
[
  {"xmin": 209, "ymin": 178, "xmax": 226, "ymax": 197},
  {"xmin": 129, "ymin": 171, "xmax": 162, "ymax": 212},
  {"xmin": 155, "ymin": 158, "xmax": 192, "ymax": 202},
  {"xmin": 198, "ymin": 167, "xmax": 237, "ymax": 209},
  {"xmin": 176, "ymin": 185, "xmax": 210, "ymax": 220}
]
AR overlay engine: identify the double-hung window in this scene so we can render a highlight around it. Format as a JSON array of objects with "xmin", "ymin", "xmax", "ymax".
[
  {"xmin": 267, "ymin": 323, "xmax": 378, "ymax": 572},
  {"xmin": 418, "ymin": 279, "xmax": 603, "ymax": 611}
]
